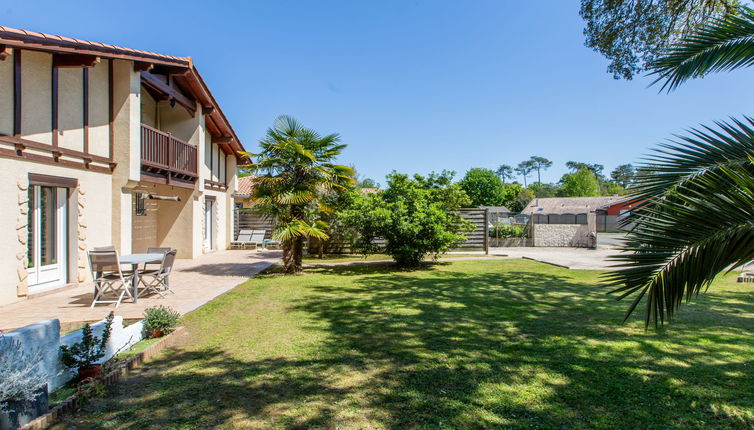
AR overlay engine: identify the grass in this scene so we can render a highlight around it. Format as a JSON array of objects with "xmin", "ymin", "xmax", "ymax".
[
  {"xmin": 302, "ymin": 253, "xmax": 490, "ymax": 264},
  {"xmin": 52, "ymin": 259, "xmax": 754, "ymax": 429}
]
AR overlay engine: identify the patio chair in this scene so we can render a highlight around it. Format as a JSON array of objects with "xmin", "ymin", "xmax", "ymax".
[
  {"xmin": 88, "ymin": 249, "xmax": 134, "ymax": 308},
  {"xmin": 231, "ymin": 230, "xmax": 254, "ymax": 249},
  {"xmin": 139, "ymin": 249, "xmax": 177, "ymax": 297},
  {"xmin": 143, "ymin": 247, "xmax": 172, "ymax": 271}
]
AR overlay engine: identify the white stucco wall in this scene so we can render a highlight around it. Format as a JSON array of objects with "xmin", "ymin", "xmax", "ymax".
[
  {"xmin": 58, "ymin": 67, "xmax": 85, "ymax": 152},
  {"xmin": 5, "ymin": 316, "xmax": 143, "ymax": 392},
  {"xmin": 21, "ymin": 51, "xmax": 53, "ymax": 145},
  {"xmin": 0, "ymin": 162, "xmax": 112, "ymax": 306},
  {"xmin": 0, "ymin": 51, "xmax": 13, "ymax": 136},
  {"xmin": 88, "ymin": 60, "xmax": 110, "ymax": 159}
]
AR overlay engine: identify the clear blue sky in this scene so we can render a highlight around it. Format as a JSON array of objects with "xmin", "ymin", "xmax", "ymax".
[{"xmin": 5, "ymin": 0, "xmax": 754, "ymax": 184}]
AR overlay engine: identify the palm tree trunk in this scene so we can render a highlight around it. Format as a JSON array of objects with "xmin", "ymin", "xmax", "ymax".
[{"xmin": 282, "ymin": 236, "xmax": 305, "ymax": 274}]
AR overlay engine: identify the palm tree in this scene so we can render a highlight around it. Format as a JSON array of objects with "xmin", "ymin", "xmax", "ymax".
[
  {"xmin": 248, "ymin": 115, "xmax": 354, "ymax": 274},
  {"xmin": 608, "ymin": 6, "xmax": 754, "ymax": 326}
]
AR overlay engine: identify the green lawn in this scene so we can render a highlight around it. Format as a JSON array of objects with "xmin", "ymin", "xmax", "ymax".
[
  {"xmin": 302, "ymin": 253, "xmax": 490, "ymax": 264},
  {"xmin": 53, "ymin": 260, "xmax": 754, "ymax": 429}
]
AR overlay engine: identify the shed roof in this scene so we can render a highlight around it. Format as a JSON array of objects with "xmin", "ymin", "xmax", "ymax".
[{"xmin": 520, "ymin": 196, "xmax": 625, "ymax": 215}]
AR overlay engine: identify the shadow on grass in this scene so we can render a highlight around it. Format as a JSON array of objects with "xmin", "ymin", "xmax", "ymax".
[{"xmin": 55, "ymin": 262, "xmax": 754, "ymax": 429}]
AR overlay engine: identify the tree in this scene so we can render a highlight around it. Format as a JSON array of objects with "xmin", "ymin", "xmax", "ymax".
[
  {"xmin": 248, "ymin": 115, "xmax": 354, "ymax": 274},
  {"xmin": 356, "ymin": 178, "xmax": 380, "ymax": 189},
  {"xmin": 580, "ymin": 0, "xmax": 739, "ymax": 79},
  {"xmin": 496, "ymin": 164, "xmax": 515, "ymax": 183},
  {"xmin": 458, "ymin": 168, "xmax": 506, "ymax": 207},
  {"xmin": 607, "ymin": 8, "xmax": 754, "ymax": 326},
  {"xmin": 602, "ymin": 181, "xmax": 624, "ymax": 196},
  {"xmin": 508, "ymin": 187, "xmax": 535, "ymax": 213},
  {"xmin": 500, "ymin": 183, "xmax": 523, "ymax": 210},
  {"xmin": 341, "ymin": 171, "xmax": 473, "ymax": 266},
  {"xmin": 515, "ymin": 160, "xmax": 535, "ymax": 187},
  {"xmin": 560, "ymin": 168, "xmax": 600, "ymax": 197},
  {"xmin": 528, "ymin": 182, "xmax": 561, "ymax": 198},
  {"xmin": 610, "ymin": 164, "xmax": 636, "ymax": 188},
  {"xmin": 528, "ymin": 156, "xmax": 553, "ymax": 184},
  {"xmin": 566, "ymin": 161, "xmax": 604, "ymax": 176}
]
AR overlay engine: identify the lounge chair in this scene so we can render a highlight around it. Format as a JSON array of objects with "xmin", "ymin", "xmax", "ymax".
[
  {"xmin": 248, "ymin": 230, "xmax": 266, "ymax": 250},
  {"xmin": 231, "ymin": 230, "xmax": 254, "ymax": 249}
]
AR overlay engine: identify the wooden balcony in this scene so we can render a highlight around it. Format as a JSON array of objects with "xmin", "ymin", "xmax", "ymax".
[{"xmin": 140, "ymin": 124, "xmax": 198, "ymax": 187}]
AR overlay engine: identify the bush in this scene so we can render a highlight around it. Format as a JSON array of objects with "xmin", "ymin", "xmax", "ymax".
[
  {"xmin": 458, "ymin": 168, "xmax": 506, "ymax": 207},
  {"xmin": 142, "ymin": 305, "xmax": 181, "ymax": 338},
  {"xmin": 60, "ymin": 312, "xmax": 114, "ymax": 372},
  {"xmin": 0, "ymin": 336, "xmax": 47, "ymax": 412},
  {"xmin": 340, "ymin": 171, "xmax": 473, "ymax": 266},
  {"xmin": 490, "ymin": 223, "xmax": 527, "ymax": 238}
]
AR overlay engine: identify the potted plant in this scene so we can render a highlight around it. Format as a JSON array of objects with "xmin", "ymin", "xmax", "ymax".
[
  {"xmin": 0, "ymin": 336, "xmax": 48, "ymax": 430},
  {"xmin": 60, "ymin": 313, "xmax": 114, "ymax": 382},
  {"xmin": 142, "ymin": 305, "xmax": 181, "ymax": 339}
]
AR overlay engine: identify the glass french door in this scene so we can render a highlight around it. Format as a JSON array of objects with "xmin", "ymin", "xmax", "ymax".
[
  {"xmin": 27, "ymin": 186, "xmax": 68, "ymax": 292},
  {"xmin": 204, "ymin": 199, "xmax": 214, "ymax": 251}
]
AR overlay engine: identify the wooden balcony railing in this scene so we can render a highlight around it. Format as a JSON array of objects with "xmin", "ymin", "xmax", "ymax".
[{"xmin": 140, "ymin": 124, "xmax": 198, "ymax": 186}]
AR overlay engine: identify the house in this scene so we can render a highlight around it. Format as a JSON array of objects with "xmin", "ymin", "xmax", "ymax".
[
  {"xmin": 233, "ymin": 175, "xmax": 256, "ymax": 209},
  {"xmin": 0, "ymin": 26, "xmax": 248, "ymax": 306},
  {"xmin": 595, "ymin": 197, "xmax": 642, "ymax": 232},
  {"xmin": 520, "ymin": 196, "xmax": 625, "ymax": 225}
]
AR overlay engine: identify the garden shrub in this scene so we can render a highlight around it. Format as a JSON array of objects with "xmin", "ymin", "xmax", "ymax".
[
  {"xmin": 0, "ymin": 336, "xmax": 47, "ymax": 412},
  {"xmin": 60, "ymin": 313, "xmax": 114, "ymax": 372},
  {"xmin": 142, "ymin": 305, "xmax": 181, "ymax": 338},
  {"xmin": 340, "ymin": 171, "xmax": 473, "ymax": 266}
]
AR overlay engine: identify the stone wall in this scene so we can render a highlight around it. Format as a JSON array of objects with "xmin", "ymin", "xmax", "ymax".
[
  {"xmin": 489, "ymin": 237, "xmax": 534, "ymax": 247},
  {"xmin": 533, "ymin": 224, "xmax": 594, "ymax": 247}
]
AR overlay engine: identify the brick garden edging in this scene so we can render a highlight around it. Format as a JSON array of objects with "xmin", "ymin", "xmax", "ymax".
[{"xmin": 19, "ymin": 326, "xmax": 187, "ymax": 430}]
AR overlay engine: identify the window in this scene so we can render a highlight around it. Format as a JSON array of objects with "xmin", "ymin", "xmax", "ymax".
[{"xmin": 135, "ymin": 192, "xmax": 147, "ymax": 216}]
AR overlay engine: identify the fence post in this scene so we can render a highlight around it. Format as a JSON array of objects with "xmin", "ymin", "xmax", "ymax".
[{"xmin": 483, "ymin": 208, "xmax": 489, "ymax": 254}]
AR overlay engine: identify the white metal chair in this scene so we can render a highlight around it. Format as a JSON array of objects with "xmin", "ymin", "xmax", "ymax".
[
  {"xmin": 88, "ymin": 249, "xmax": 134, "ymax": 308},
  {"xmin": 139, "ymin": 249, "xmax": 177, "ymax": 297}
]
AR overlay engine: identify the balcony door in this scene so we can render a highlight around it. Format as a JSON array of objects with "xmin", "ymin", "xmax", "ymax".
[{"xmin": 27, "ymin": 186, "xmax": 68, "ymax": 292}]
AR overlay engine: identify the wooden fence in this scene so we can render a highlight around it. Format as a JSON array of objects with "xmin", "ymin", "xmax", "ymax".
[{"xmin": 233, "ymin": 208, "xmax": 489, "ymax": 254}]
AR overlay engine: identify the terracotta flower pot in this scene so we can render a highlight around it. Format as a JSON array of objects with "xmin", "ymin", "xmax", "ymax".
[
  {"xmin": 150, "ymin": 329, "xmax": 165, "ymax": 338},
  {"xmin": 77, "ymin": 365, "xmax": 101, "ymax": 382}
]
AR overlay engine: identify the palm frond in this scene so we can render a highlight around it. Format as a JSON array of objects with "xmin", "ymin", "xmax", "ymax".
[
  {"xmin": 608, "ymin": 118, "xmax": 754, "ymax": 326},
  {"xmin": 650, "ymin": 7, "xmax": 754, "ymax": 91}
]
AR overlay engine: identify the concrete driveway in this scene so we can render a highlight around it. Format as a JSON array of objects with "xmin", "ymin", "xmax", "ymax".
[
  {"xmin": 489, "ymin": 247, "xmax": 625, "ymax": 270},
  {"xmin": 597, "ymin": 233, "xmax": 627, "ymax": 248}
]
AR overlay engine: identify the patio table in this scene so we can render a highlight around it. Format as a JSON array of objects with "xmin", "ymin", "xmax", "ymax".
[{"xmin": 120, "ymin": 253, "xmax": 165, "ymax": 303}]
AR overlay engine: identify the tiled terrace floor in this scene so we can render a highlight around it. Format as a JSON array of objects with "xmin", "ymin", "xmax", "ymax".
[{"xmin": 0, "ymin": 249, "xmax": 281, "ymax": 331}]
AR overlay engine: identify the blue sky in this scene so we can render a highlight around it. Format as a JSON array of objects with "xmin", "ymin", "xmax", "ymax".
[{"xmin": 5, "ymin": 0, "xmax": 754, "ymax": 184}]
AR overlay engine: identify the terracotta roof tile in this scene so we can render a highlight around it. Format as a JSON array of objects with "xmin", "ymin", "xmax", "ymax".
[
  {"xmin": 235, "ymin": 176, "xmax": 256, "ymax": 196},
  {"xmin": 0, "ymin": 24, "xmax": 190, "ymax": 64}
]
